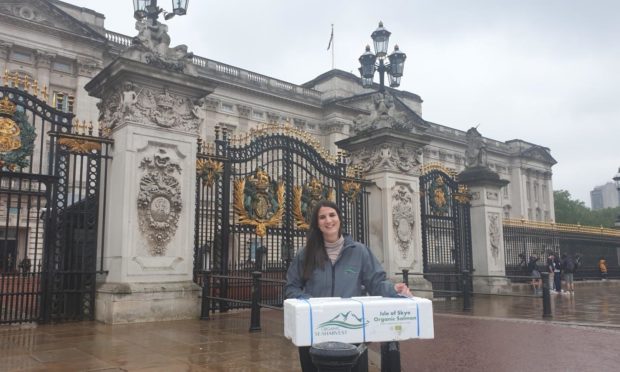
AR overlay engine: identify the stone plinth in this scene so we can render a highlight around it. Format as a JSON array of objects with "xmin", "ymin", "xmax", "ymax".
[
  {"xmin": 338, "ymin": 127, "xmax": 432, "ymax": 297},
  {"xmin": 458, "ymin": 167, "xmax": 510, "ymax": 294},
  {"xmin": 86, "ymin": 57, "xmax": 217, "ymax": 323},
  {"xmin": 96, "ymin": 281, "xmax": 201, "ymax": 324}
]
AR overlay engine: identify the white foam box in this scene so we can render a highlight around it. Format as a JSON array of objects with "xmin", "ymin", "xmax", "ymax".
[{"xmin": 284, "ymin": 296, "xmax": 434, "ymax": 347}]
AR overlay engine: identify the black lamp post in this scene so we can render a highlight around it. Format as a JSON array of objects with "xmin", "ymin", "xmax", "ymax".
[
  {"xmin": 133, "ymin": 0, "xmax": 189, "ymax": 25},
  {"xmin": 358, "ymin": 22, "xmax": 407, "ymax": 92},
  {"xmin": 613, "ymin": 168, "xmax": 620, "ymax": 228}
]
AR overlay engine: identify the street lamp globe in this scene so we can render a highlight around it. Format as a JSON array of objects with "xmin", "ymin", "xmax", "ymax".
[
  {"xmin": 358, "ymin": 68, "xmax": 374, "ymax": 88},
  {"xmin": 387, "ymin": 45, "xmax": 406, "ymax": 77},
  {"xmin": 358, "ymin": 45, "xmax": 377, "ymax": 80},
  {"xmin": 133, "ymin": 0, "xmax": 150, "ymax": 20},
  {"xmin": 371, "ymin": 21, "xmax": 391, "ymax": 57},
  {"xmin": 172, "ymin": 0, "xmax": 189, "ymax": 15}
]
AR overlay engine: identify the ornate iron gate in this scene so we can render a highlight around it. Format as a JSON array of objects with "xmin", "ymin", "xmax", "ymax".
[
  {"xmin": 0, "ymin": 75, "xmax": 111, "ymax": 324},
  {"xmin": 195, "ymin": 124, "xmax": 367, "ymax": 311},
  {"xmin": 419, "ymin": 166, "xmax": 472, "ymax": 297}
]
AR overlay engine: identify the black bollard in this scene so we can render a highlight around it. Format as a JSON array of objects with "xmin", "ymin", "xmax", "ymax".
[
  {"xmin": 380, "ymin": 341, "xmax": 401, "ymax": 372},
  {"xmin": 462, "ymin": 270, "xmax": 472, "ymax": 311},
  {"xmin": 310, "ymin": 342, "xmax": 365, "ymax": 372},
  {"xmin": 200, "ymin": 271, "xmax": 211, "ymax": 320},
  {"xmin": 541, "ymin": 272, "xmax": 552, "ymax": 318},
  {"xmin": 249, "ymin": 271, "xmax": 262, "ymax": 332}
]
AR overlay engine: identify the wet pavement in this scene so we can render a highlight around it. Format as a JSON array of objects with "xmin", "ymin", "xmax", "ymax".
[{"xmin": 0, "ymin": 281, "xmax": 619, "ymax": 371}]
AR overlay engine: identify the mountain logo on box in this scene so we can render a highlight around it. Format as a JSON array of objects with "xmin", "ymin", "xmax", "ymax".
[{"xmin": 318, "ymin": 311, "xmax": 369, "ymax": 330}]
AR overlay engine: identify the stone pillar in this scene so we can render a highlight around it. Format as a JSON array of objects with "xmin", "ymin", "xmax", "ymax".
[
  {"xmin": 458, "ymin": 167, "xmax": 510, "ymax": 294},
  {"xmin": 34, "ymin": 51, "xmax": 54, "ymax": 94},
  {"xmin": 85, "ymin": 56, "xmax": 217, "ymax": 323},
  {"xmin": 0, "ymin": 42, "xmax": 11, "ymax": 74},
  {"xmin": 337, "ymin": 127, "xmax": 432, "ymax": 296},
  {"xmin": 75, "ymin": 58, "xmax": 101, "ymax": 124}
]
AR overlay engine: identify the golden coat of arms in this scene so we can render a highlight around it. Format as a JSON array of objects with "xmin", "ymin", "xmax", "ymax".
[
  {"xmin": 293, "ymin": 177, "xmax": 334, "ymax": 230},
  {"xmin": 233, "ymin": 167, "xmax": 284, "ymax": 236}
]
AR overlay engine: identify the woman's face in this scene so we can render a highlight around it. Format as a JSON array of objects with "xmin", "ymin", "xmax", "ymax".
[{"xmin": 317, "ymin": 206, "xmax": 340, "ymax": 243}]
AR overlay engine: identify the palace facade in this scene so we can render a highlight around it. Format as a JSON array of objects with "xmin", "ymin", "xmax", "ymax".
[{"xmin": 0, "ymin": 0, "xmax": 556, "ymax": 224}]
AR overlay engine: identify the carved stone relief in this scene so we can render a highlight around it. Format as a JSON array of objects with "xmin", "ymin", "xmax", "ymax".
[
  {"xmin": 77, "ymin": 58, "xmax": 100, "ymax": 77},
  {"xmin": 236, "ymin": 104, "xmax": 251, "ymax": 118},
  {"xmin": 392, "ymin": 184, "xmax": 416, "ymax": 259},
  {"xmin": 202, "ymin": 97, "xmax": 220, "ymax": 111},
  {"xmin": 137, "ymin": 149, "xmax": 183, "ymax": 256},
  {"xmin": 123, "ymin": 20, "xmax": 197, "ymax": 75},
  {"xmin": 350, "ymin": 143, "xmax": 421, "ymax": 175},
  {"xmin": 97, "ymin": 81, "xmax": 202, "ymax": 133},
  {"xmin": 266, "ymin": 112, "xmax": 280, "ymax": 124},
  {"xmin": 0, "ymin": 4, "xmax": 47, "ymax": 24},
  {"xmin": 488, "ymin": 212, "xmax": 500, "ymax": 261},
  {"xmin": 353, "ymin": 92, "xmax": 412, "ymax": 133},
  {"xmin": 486, "ymin": 191, "xmax": 499, "ymax": 201},
  {"xmin": 293, "ymin": 118, "xmax": 306, "ymax": 129},
  {"xmin": 471, "ymin": 192, "xmax": 481, "ymax": 201},
  {"xmin": 34, "ymin": 51, "xmax": 55, "ymax": 69}
]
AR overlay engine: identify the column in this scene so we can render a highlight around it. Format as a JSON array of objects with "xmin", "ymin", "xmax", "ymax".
[{"xmin": 75, "ymin": 58, "xmax": 101, "ymax": 125}]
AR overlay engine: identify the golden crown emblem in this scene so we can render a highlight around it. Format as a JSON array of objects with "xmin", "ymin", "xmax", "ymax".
[
  {"xmin": 0, "ymin": 96, "xmax": 17, "ymax": 117},
  {"xmin": 0, "ymin": 97, "xmax": 21, "ymax": 153},
  {"xmin": 249, "ymin": 167, "xmax": 271, "ymax": 191}
]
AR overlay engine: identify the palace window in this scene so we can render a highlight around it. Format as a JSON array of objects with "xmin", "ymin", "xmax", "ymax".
[
  {"xmin": 52, "ymin": 91, "xmax": 75, "ymax": 113},
  {"xmin": 221, "ymin": 102, "xmax": 234, "ymax": 112},
  {"xmin": 11, "ymin": 51, "xmax": 32, "ymax": 63},
  {"xmin": 52, "ymin": 61, "xmax": 73, "ymax": 74},
  {"xmin": 252, "ymin": 110, "xmax": 264, "ymax": 120}
]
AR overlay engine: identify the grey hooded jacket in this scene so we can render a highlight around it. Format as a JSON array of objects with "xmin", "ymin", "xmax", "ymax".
[{"xmin": 284, "ymin": 235, "xmax": 398, "ymax": 299}]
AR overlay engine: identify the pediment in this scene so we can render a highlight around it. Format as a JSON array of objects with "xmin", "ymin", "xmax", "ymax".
[
  {"xmin": 520, "ymin": 146, "xmax": 557, "ymax": 165},
  {"xmin": 0, "ymin": 0, "xmax": 105, "ymax": 42}
]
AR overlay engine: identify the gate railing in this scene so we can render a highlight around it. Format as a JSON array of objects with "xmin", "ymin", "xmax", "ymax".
[
  {"xmin": 1, "ymin": 74, "xmax": 112, "ymax": 324},
  {"xmin": 503, "ymin": 218, "xmax": 620, "ymax": 280},
  {"xmin": 194, "ymin": 123, "xmax": 368, "ymax": 313}
]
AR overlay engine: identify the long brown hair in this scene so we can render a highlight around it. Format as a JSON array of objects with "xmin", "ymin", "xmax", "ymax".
[{"xmin": 302, "ymin": 200, "xmax": 343, "ymax": 280}]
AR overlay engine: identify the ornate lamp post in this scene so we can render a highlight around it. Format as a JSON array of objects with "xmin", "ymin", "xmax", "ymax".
[
  {"xmin": 358, "ymin": 22, "xmax": 407, "ymax": 92},
  {"xmin": 133, "ymin": 0, "xmax": 189, "ymax": 25}
]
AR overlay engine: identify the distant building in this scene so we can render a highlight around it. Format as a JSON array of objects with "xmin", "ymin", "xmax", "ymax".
[{"xmin": 590, "ymin": 182, "xmax": 620, "ymax": 210}]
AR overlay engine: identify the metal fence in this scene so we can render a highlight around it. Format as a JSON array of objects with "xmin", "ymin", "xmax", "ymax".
[{"xmin": 503, "ymin": 219, "xmax": 620, "ymax": 280}]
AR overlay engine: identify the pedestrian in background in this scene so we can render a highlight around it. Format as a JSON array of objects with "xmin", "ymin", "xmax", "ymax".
[
  {"xmin": 599, "ymin": 257, "xmax": 608, "ymax": 281},
  {"xmin": 528, "ymin": 255, "xmax": 541, "ymax": 294},
  {"xmin": 553, "ymin": 254, "xmax": 562, "ymax": 293},
  {"xmin": 547, "ymin": 254, "xmax": 556, "ymax": 293},
  {"xmin": 561, "ymin": 253, "xmax": 575, "ymax": 294}
]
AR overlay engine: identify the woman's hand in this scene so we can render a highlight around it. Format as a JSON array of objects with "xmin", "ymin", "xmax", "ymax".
[{"xmin": 394, "ymin": 282, "xmax": 413, "ymax": 298}]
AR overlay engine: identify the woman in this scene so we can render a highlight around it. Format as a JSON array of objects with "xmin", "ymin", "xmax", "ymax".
[{"xmin": 285, "ymin": 200, "xmax": 411, "ymax": 372}]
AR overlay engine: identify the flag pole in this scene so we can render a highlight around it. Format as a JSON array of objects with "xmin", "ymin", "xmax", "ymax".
[{"xmin": 331, "ymin": 24, "xmax": 335, "ymax": 69}]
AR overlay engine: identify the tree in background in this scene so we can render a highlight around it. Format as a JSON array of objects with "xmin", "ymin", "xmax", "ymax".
[{"xmin": 554, "ymin": 190, "xmax": 620, "ymax": 227}]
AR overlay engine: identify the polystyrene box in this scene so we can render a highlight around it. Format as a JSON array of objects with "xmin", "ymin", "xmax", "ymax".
[{"xmin": 284, "ymin": 296, "xmax": 434, "ymax": 347}]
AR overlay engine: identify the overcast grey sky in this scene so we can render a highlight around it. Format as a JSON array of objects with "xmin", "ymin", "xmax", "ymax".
[{"xmin": 65, "ymin": 0, "xmax": 619, "ymax": 207}]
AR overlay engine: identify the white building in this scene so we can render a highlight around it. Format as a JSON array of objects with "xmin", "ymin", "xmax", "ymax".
[{"xmin": 0, "ymin": 0, "xmax": 556, "ymax": 222}]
